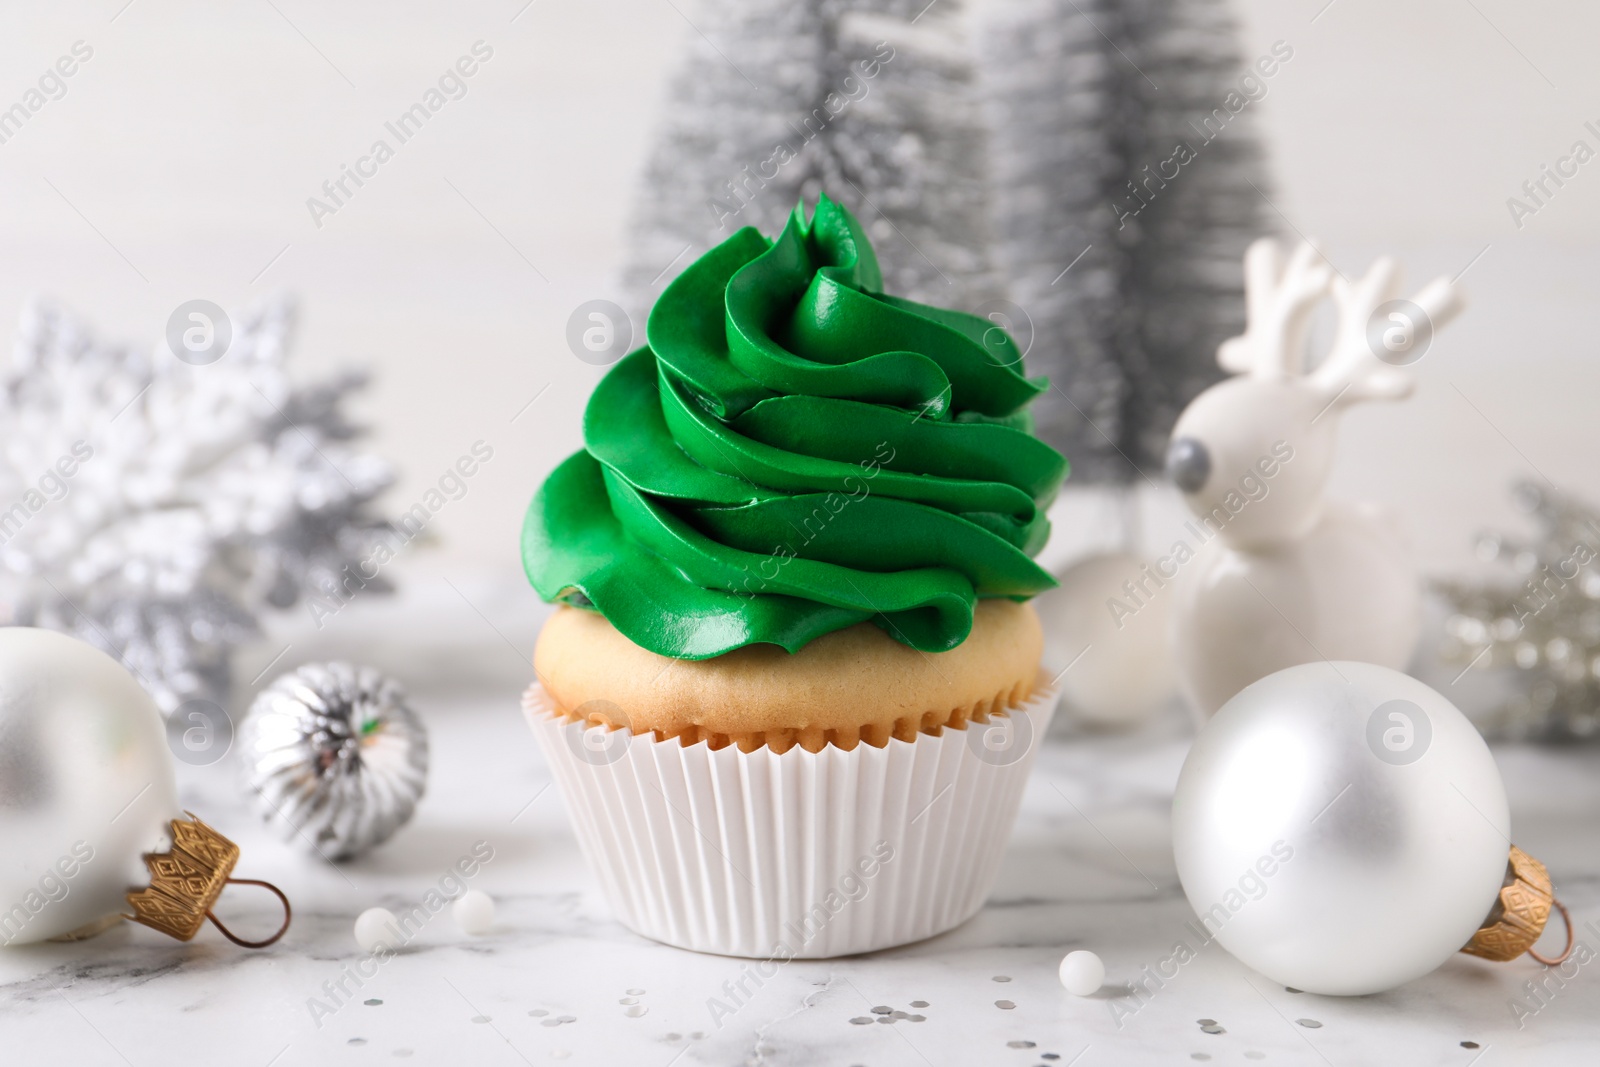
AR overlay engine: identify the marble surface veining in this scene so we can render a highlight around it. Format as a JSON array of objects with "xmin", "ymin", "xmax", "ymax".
[{"xmin": 2, "ymin": 599, "xmax": 1597, "ymax": 1067}]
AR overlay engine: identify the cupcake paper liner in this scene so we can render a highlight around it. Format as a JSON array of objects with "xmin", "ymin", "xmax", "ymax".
[{"xmin": 523, "ymin": 683, "xmax": 1059, "ymax": 959}]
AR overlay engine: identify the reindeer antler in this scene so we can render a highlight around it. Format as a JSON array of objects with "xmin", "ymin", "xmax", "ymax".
[
  {"xmin": 1218, "ymin": 238, "xmax": 1333, "ymax": 379},
  {"xmin": 1310, "ymin": 257, "xmax": 1464, "ymax": 404}
]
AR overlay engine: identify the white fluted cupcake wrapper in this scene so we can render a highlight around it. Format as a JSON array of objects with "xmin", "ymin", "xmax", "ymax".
[{"xmin": 524, "ymin": 683, "xmax": 1059, "ymax": 959}]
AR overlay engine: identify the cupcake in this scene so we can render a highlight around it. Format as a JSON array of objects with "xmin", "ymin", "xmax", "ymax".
[{"xmin": 521, "ymin": 195, "xmax": 1066, "ymax": 958}]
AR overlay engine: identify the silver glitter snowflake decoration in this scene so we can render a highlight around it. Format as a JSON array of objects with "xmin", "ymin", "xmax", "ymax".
[
  {"xmin": 1435, "ymin": 481, "xmax": 1600, "ymax": 741},
  {"xmin": 0, "ymin": 297, "xmax": 394, "ymax": 712}
]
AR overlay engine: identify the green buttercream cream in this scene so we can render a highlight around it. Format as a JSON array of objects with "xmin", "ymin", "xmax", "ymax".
[{"xmin": 521, "ymin": 195, "xmax": 1067, "ymax": 659}]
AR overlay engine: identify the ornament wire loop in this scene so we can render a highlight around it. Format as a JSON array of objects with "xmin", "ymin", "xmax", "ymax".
[
  {"xmin": 204, "ymin": 878, "xmax": 292, "ymax": 949},
  {"xmin": 1527, "ymin": 897, "xmax": 1574, "ymax": 967}
]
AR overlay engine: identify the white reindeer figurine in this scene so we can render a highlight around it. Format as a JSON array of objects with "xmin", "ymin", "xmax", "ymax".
[{"xmin": 1164, "ymin": 238, "xmax": 1463, "ymax": 717}]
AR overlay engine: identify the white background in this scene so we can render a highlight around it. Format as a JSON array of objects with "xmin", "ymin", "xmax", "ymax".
[{"xmin": 0, "ymin": 0, "xmax": 1594, "ymax": 613}]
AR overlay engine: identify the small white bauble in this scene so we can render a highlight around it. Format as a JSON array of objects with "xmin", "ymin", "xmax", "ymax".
[
  {"xmin": 1037, "ymin": 552, "xmax": 1176, "ymax": 726},
  {"xmin": 1058, "ymin": 950, "xmax": 1105, "ymax": 996},
  {"xmin": 453, "ymin": 890, "xmax": 494, "ymax": 935},
  {"xmin": 354, "ymin": 907, "xmax": 400, "ymax": 953},
  {"xmin": 0, "ymin": 628, "xmax": 180, "ymax": 945},
  {"xmin": 1173, "ymin": 662, "xmax": 1509, "ymax": 995}
]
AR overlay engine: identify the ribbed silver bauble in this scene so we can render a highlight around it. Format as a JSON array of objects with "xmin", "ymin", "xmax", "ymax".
[{"xmin": 238, "ymin": 662, "xmax": 427, "ymax": 861}]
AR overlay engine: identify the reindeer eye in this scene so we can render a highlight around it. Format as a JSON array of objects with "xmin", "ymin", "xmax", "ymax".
[{"xmin": 1165, "ymin": 437, "xmax": 1211, "ymax": 493}]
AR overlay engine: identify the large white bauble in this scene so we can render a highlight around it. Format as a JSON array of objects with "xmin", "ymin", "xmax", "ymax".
[
  {"xmin": 1036, "ymin": 552, "xmax": 1176, "ymax": 726},
  {"xmin": 1172, "ymin": 661, "xmax": 1509, "ymax": 995},
  {"xmin": 0, "ymin": 628, "xmax": 179, "ymax": 944}
]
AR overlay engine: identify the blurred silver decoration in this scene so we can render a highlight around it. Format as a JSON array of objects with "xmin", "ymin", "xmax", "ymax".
[
  {"xmin": 624, "ymin": 0, "xmax": 1002, "ymax": 312},
  {"xmin": 1435, "ymin": 481, "xmax": 1600, "ymax": 741},
  {"xmin": 0, "ymin": 298, "xmax": 395, "ymax": 713},
  {"xmin": 239, "ymin": 662, "xmax": 428, "ymax": 861},
  {"xmin": 980, "ymin": 0, "xmax": 1271, "ymax": 481}
]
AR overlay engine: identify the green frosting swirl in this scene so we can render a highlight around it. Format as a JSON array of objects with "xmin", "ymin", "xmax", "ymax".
[{"xmin": 522, "ymin": 195, "xmax": 1067, "ymax": 659}]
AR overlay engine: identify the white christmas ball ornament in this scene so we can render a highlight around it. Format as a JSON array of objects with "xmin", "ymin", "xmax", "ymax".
[
  {"xmin": 1058, "ymin": 950, "xmax": 1105, "ymax": 996},
  {"xmin": 453, "ymin": 890, "xmax": 494, "ymax": 935},
  {"xmin": 354, "ymin": 907, "xmax": 400, "ymax": 953},
  {"xmin": 1173, "ymin": 662, "xmax": 1509, "ymax": 995},
  {"xmin": 0, "ymin": 628, "xmax": 180, "ymax": 944},
  {"xmin": 1037, "ymin": 552, "xmax": 1176, "ymax": 726}
]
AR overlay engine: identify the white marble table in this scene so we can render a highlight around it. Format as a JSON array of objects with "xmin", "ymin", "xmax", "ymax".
[{"xmin": 3, "ymin": 586, "xmax": 1598, "ymax": 1066}]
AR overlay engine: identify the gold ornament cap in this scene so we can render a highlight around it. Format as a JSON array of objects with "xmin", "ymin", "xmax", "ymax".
[
  {"xmin": 123, "ymin": 813, "xmax": 291, "ymax": 948},
  {"xmin": 1460, "ymin": 844, "xmax": 1572, "ymax": 965}
]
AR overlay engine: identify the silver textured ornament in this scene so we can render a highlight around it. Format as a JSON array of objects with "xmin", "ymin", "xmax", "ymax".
[
  {"xmin": 0, "ymin": 299, "xmax": 395, "ymax": 715},
  {"xmin": 239, "ymin": 662, "xmax": 427, "ymax": 861},
  {"xmin": 1435, "ymin": 480, "xmax": 1600, "ymax": 740}
]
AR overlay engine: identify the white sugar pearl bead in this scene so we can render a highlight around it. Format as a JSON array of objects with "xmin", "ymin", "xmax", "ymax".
[
  {"xmin": 1059, "ymin": 950, "xmax": 1105, "ymax": 996},
  {"xmin": 354, "ymin": 907, "xmax": 399, "ymax": 953},
  {"xmin": 453, "ymin": 890, "xmax": 495, "ymax": 935}
]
